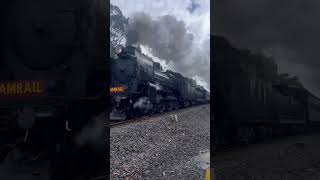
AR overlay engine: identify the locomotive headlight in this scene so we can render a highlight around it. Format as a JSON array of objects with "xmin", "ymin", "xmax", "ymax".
[{"xmin": 115, "ymin": 45, "xmax": 123, "ymax": 55}]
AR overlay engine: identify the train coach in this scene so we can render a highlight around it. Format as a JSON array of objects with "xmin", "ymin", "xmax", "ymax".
[
  {"xmin": 307, "ymin": 92, "xmax": 320, "ymax": 124},
  {"xmin": 110, "ymin": 45, "xmax": 209, "ymax": 120},
  {"xmin": 213, "ymin": 35, "xmax": 320, "ymax": 148}
]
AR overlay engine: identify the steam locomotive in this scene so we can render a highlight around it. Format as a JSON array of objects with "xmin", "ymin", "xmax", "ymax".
[
  {"xmin": 110, "ymin": 45, "xmax": 210, "ymax": 120},
  {"xmin": 0, "ymin": 0, "xmax": 107, "ymax": 179},
  {"xmin": 212, "ymin": 35, "xmax": 320, "ymax": 148}
]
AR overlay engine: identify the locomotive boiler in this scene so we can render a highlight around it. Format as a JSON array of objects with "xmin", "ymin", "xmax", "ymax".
[
  {"xmin": 110, "ymin": 45, "xmax": 209, "ymax": 120},
  {"xmin": 0, "ymin": 0, "xmax": 107, "ymax": 178}
]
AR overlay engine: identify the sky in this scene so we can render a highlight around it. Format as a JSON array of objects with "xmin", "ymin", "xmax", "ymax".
[
  {"xmin": 214, "ymin": 0, "xmax": 320, "ymax": 97},
  {"xmin": 111, "ymin": 0, "xmax": 210, "ymax": 91}
]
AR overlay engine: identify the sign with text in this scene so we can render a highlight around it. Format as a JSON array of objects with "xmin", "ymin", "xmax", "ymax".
[{"xmin": 0, "ymin": 80, "xmax": 44, "ymax": 97}]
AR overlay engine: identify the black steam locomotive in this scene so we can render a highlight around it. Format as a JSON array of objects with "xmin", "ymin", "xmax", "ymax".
[
  {"xmin": 0, "ymin": 0, "xmax": 107, "ymax": 179},
  {"xmin": 110, "ymin": 45, "xmax": 209, "ymax": 120},
  {"xmin": 213, "ymin": 35, "xmax": 320, "ymax": 148}
]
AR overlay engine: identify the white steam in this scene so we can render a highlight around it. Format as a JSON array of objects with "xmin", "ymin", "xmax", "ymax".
[
  {"xmin": 133, "ymin": 97, "xmax": 153, "ymax": 110},
  {"xmin": 75, "ymin": 112, "xmax": 106, "ymax": 148},
  {"xmin": 149, "ymin": 82, "xmax": 162, "ymax": 91}
]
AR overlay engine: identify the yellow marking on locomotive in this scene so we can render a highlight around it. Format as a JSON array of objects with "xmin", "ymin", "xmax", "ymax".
[
  {"xmin": 0, "ymin": 81, "xmax": 43, "ymax": 95},
  {"xmin": 110, "ymin": 86, "xmax": 124, "ymax": 93}
]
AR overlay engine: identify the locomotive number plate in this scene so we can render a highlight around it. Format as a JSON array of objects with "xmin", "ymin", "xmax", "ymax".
[
  {"xmin": 0, "ymin": 81, "xmax": 44, "ymax": 96},
  {"xmin": 110, "ymin": 86, "xmax": 124, "ymax": 93}
]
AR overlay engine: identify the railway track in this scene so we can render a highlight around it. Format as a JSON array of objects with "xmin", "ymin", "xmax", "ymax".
[
  {"xmin": 110, "ymin": 111, "xmax": 174, "ymax": 127},
  {"xmin": 110, "ymin": 104, "xmax": 209, "ymax": 127},
  {"xmin": 110, "ymin": 116, "xmax": 151, "ymax": 127}
]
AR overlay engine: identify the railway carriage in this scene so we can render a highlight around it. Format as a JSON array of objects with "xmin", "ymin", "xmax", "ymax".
[
  {"xmin": 213, "ymin": 35, "xmax": 320, "ymax": 148},
  {"xmin": 308, "ymin": 93, "xmax": 320, "ymax": 124}
]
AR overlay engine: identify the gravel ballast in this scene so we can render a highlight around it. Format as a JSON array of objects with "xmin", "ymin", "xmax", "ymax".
[{"xmin": 110, "ymin": 104, "xmax": 210, "ymax": 180}]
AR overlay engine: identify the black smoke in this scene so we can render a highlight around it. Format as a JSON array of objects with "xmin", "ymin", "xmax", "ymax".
[
  {"xmin": 213, "ymin": 0, "xmax": 320, "ymax": 96},
  {"xmin": 126, "ymin": 13, "xmax": 193, "ymax": 64},
  {"xmin": 126, "ymin": 12, "xmax": 210, "ymax": 90}
]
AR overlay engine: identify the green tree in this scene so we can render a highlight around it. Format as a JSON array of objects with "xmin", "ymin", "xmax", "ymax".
[{"xmin": 110, "ymin": 4, "xmax": 128, "ymax": 49}]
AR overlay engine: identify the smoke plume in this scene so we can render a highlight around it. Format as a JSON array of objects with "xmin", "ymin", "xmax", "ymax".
[
  {"xmin": 75, "ymin": 112, "xmax": 106, "ymax": 148},
  {"xmin": 149, "ymin": 82, "xmax": 162, "ymax": 91},
  {"xmin": 126, "ymin": 12, "xmax": 210, "ymax": 90},
  {"xmin": 213, "ymin": 0, "xmax": 320, "ymax": 96},
  {"xmin": 133, "ymin": 97, "xmax": 153, "ymax": 110}
]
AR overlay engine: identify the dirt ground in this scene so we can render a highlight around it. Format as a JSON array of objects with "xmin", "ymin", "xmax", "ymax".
[{"xmin": 214, "ymin": 133, "xmax": 320, "ymax": 180}]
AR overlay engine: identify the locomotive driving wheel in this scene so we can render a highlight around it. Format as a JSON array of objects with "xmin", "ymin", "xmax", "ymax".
[
  {"xmin": 168, "ymin": 101, "xmax": 176, "ymax": 111},
  {"xmin": 159, "ymin": 104, "xmax": 165, "ymax": 113}
]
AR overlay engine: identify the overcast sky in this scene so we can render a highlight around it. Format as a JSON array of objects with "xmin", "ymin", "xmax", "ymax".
[
  {"xmin": 111, "ymin": 0, "xmax": 210, "ymax": 91},
  {"xmin": 214, "ymin": 0, "xmax": 320, "ymax": 96}
]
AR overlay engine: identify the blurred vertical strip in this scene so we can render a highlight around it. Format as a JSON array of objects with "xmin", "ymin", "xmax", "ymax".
[{"xmin": 106, "ymin": 0, "xmax": 111, "ymax": 178}]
